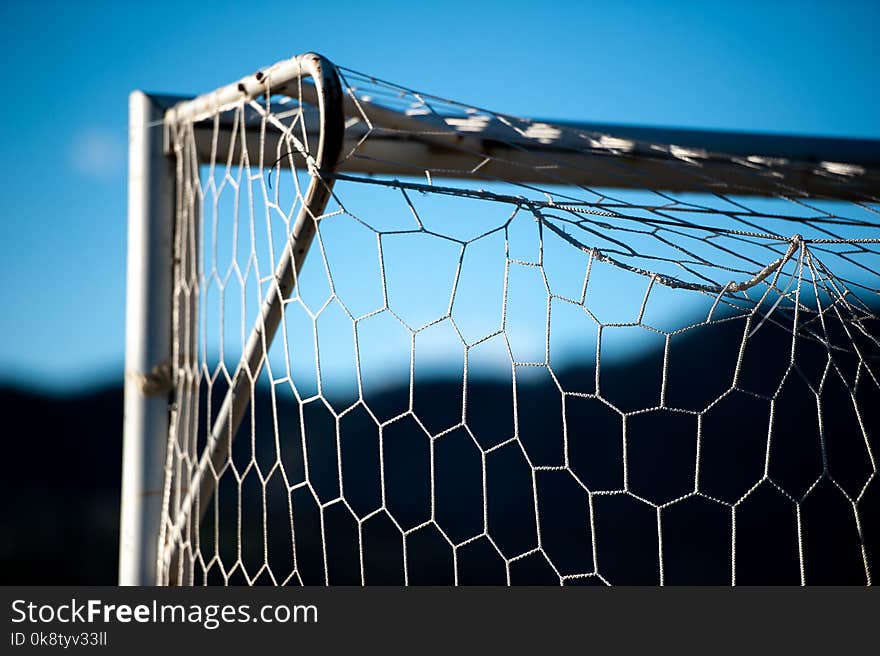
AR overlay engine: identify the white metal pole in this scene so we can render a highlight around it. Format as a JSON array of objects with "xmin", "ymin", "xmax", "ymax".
[{"xmin": 119, "ymin": 91, "xmax": 174, "ymax": 585}]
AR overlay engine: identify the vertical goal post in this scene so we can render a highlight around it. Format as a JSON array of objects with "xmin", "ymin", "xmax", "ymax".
[
  {"xmin": 122, "ymin": 52, "xmax": 880, "ymax": 586},
  {"xmin": 120, "ymin": 89, "xmax": 175, "ymax": 587},
  {"xmin": 122, "ymin": 53, "xmax": 344, "ymax": 585}
]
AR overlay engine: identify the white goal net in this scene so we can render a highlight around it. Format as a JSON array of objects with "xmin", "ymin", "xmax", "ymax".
[{"xmin": 147, "ymin": 53, "xmax": 879, "ymax": 585}]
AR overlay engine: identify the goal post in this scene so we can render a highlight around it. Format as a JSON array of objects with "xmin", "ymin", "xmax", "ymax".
[
  {"xmin": 120, "ymin": 90, "xmax": 176, "ymax": 586},
  {"xmin": 121, "ymin": 53, "xmax": 345, "ymax": 585},
  {"xmin": 122, "ymin": 52, "xmax": 880, "ymax": 586}
]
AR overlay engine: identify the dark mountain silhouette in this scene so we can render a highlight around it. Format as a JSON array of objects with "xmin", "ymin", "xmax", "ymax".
[
  {"xmin": 2, "ymin": 306, "xmax": 878, "ymax": 585},
  {"xmin": 1, "ymin": 385, "xmax": 123, "ymax": 584}
]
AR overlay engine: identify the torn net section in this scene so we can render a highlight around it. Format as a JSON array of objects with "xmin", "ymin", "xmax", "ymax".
[{"xmin": 159, "ymin": 64, "xmax": 880, "ymax": 585}]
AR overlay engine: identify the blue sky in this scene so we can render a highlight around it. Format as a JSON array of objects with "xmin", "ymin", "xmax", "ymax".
[{"xmin": 0, "ymin": 0, "xmax": 878, "ymax": 391}]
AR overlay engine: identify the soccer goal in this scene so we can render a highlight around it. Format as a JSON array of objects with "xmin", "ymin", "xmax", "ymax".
[{"xmin": 120, "ymin": 52, "xmax": 880, "ymax": 586}]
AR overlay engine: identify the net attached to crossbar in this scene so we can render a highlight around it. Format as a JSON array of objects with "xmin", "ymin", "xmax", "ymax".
[{"xmin": 157, "ymin": 54, "xmax": 880, "ymax": 585}]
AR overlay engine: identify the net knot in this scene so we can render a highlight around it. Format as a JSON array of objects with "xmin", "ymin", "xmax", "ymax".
[{"xmin": 133, "ymin": 361, "xmax": 174, "ymax": 397}]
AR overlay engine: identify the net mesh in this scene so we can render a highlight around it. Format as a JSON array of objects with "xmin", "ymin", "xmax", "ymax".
[{"xmin": 158, "ymin": 62, "xmax": 880, "ymax": 585}]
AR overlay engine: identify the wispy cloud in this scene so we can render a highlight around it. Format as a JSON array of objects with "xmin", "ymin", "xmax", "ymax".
[{"xmin": 69, "ymin": 127, "xmax": 124, "ymax": 179}]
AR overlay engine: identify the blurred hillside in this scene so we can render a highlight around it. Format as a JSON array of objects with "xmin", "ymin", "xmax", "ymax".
[{"xmin": 1, "ymin": 308, "xmax": 878, "ymax": 585}]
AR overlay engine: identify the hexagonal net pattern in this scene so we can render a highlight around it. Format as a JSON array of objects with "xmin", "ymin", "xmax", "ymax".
[{"xmin": 157, "ymin": 61, "xmax": 880, "ymax": 585}]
